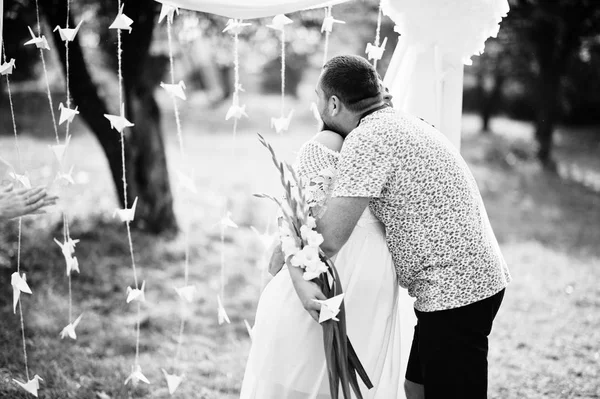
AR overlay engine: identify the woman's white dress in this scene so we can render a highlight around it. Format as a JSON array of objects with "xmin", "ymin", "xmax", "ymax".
[{"xmin": 240, "ymin": 141, "xmax": 405, "ymax": 399}]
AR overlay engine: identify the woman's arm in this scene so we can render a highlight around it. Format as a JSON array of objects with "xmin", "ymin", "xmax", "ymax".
[{"xmin": 0, "ymin": 184, "xmax": 58, "ymax": 220}]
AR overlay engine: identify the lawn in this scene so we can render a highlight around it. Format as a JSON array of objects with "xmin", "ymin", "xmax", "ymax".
[{"xmin": 0, "ymin": 90, "xmax": 599, "ymax": 399}]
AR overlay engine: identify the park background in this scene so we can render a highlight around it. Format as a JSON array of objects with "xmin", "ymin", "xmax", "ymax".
[{"xmin": 1, "ymin": 0, "xmax": 600, "ymax": 398}]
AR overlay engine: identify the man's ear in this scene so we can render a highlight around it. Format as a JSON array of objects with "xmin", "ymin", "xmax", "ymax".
[{"xmin": 328, "ymin": 95, "xmax": 341, "ymax": 117}]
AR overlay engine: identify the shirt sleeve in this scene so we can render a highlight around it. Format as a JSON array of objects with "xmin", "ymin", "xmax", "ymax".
[{"xmin": 331, "ymin": 126, "xmax": 394, "ymax": 198}]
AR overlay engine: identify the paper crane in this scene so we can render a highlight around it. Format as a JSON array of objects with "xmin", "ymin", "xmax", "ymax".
[
  {"xmin": 9, "ymin": 171, "xmax": 31, "ymax": 189},
  {"xmin": 271, "ymin": 110, "xmax": 294, "ymax": 134},
  {"xmin": 217, "ymin": 295, "xmax": 230, "ymax": 325},
  {"xmin": 126, "ymin": 280, "xmax": 146, "ymax": 303},
  {"xmin": 158, "ymin": 4, "xmax": 179, "ymax": 24},
  {"xmin": 250, "ymin": 226, "xmax": 277, "ymax": 251},
  {"xmin": 218, "ymin": 211, "xmax": 238, "ymax": 231},
  {"xmin": 244, "ymin": 319, "xmax": 253, "ymax": 340},
  {"xmin": 54, "ymin": 237, "xmax": 81, "ymax": 275},
  {"xmin": 53, "ymin": 19, "xmax": 84, "ymax": 42},
  {"xmin": 266, "ymin": 14, "xmax": 293, "ymax": 31},
  {"xmin": 222, "ymin": 19, "xmax": 251, "ymax": 34},
  {"xmin": 321, "ymin": 11, "xmax": 345, "ymax": 33},
  {"xmin": 225, "ymin": 100, "xmax": 248, "ymax": 121},
  {"xmin": 13, "ymin": 375, "xmax": 43, "ymax": 397},
  {"xmin": 124, "ymin": 364, "xmax": 150, "ymax": 386},
  {"xmin": 0, "ymin": 58, "xmax": 16, "ymax": 76},
  {"xmin": 59, "ymin": 313, "xmax": 84, "ymax": 340},
  {"xmin": 161, "ymin": 369, "xmax": 184, "ymax": 395},
  {"xmin": 365, "ymin": 37, "xmax": 388, "ymax": 62},
  {"xmin": 24, "ymin": 26, "xmax": 50, "ymax": 50},
  {"xmin": 313, "ymin": 293, "xmax": 345, "ymax": 323},
  {"xmin": 174, "ymin": 285, "xmax": 196, "ymax": 303},
  {"xmin": 11, "ymin": 272, "xmax": 32, "ymax": 314},
  {"xmin": 55, "ymin": 165, "xmax": 76, "ymax": 186},
  {"xmin": 109, "ymin": 5, "xmax": 133, "ymax": 33},
  {"xmin": 176, "ymin": 170, "xmax": 198, "ymax": 194},
  {"xmin": 58, "ymin": 103, "xmax": 79, "ymax": 125},
  {"xmin": 160, "ymin": 80, "xmax": 186, "ymax": 101},
  {"xmin": 49, "ymin": 134, "xmax": 71, "ymax": 163},
  {"xmin": 113, "ymin": 196, "xmax": 138, "ymax": 223},
  {"xmin": 104, "ymin": 103, "xmax": 134, "ymax": 134}
]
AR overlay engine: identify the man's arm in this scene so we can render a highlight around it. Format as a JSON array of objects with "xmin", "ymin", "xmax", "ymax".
[
  {"xmin": 285, "ymin": 196, "xmax": 370, "ymax": 322},
  {"xmin": 316, "ymin": 196, "xmax": 371, "ymax": 258}
]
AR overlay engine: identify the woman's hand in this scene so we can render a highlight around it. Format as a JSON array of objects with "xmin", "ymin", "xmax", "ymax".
[
  {"xmin": 0, "ymin": 184, "xmax": 58, "ymax": 220},
  {"xmin": 288, "ymin": 264, "xmax": 326, "ymax": 322}
]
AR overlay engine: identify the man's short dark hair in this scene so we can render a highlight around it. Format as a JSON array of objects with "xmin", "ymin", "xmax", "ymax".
[{"xmin": 321, "ymin": 55, "xmax": 383, "ymax": 113}]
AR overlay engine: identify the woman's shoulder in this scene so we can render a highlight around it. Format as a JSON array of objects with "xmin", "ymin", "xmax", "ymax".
[{"xmin": 311, "ymin": 130, "xmax": 343, "ymax": 153}]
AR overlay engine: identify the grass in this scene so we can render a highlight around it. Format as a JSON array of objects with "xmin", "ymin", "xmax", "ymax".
[{"xmin": 0, "ymin": 90, "xmax": 599, "ymax": 398}]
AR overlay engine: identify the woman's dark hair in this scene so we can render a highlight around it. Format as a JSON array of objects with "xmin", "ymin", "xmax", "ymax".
[{"xmin": 321, "ymin": 55, "xmax": 383, "ymax": 112}]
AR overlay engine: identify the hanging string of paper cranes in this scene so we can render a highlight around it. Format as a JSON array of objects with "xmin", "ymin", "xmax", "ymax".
[{"xmin": 1, "ymin": 1, "xmax": 387, "ymax": 396}]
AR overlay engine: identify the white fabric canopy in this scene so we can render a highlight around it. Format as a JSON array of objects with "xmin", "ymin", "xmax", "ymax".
[
  {"xmin": 156, "ymin": 0, "xmax": 349, "ymax": 19},
  {"xmin": 383, "ymin": 0, "xmax": 509, "ymax": 150}
]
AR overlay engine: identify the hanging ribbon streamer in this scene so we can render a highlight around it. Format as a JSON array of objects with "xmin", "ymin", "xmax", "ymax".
[
  {"xmin": 268, "ymin": 14, "xmax": 294, "ymax": 134},
  {"xmin": 3, "ymin": 40, "xmax": 41, "ymax": 397},
  {"xmin": 365, "ymin": 0, "xmax": 387, "ymax": 70},
  {"xmin": 157, "ymin": 4, "xmax": 192, "ymax": 395},
  {"xmin": 104, "ymin": 1, "xmax": 148, "ymax": 387},
  {"xmin": 52, "ymin": 0, "xmax": 84, "ymax": 344}
]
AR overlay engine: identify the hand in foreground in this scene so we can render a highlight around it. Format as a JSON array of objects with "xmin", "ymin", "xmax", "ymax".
[
  {"xmin": 0, "ymin": 184, "xmax": 58, "ymax": 220},
  {"xmin": 288, "ymin": 265, "xmax": 327, "ymax": 322}
]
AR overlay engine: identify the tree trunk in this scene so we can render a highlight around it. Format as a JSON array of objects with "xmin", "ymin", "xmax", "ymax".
[
  {"xmin": 483, "ymin": 73, "xmax": 505, "ymax": 133},
  {"xmin": 45, "ymin": 0, "xmax": 177, "ymax": 234},
  {"xmin": 535, "ymin": 67, "xmax": 560, "ymax": 171},
  {"xmin": 122, "ymin": 0, "xmax": 177, "ymax": 234}
]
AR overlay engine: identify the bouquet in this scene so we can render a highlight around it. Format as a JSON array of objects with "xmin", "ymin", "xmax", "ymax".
[{"xmin": 255, "ymin": 134, "xmax": 373, "ymax": 399}]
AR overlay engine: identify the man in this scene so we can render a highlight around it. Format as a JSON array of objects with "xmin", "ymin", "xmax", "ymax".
[{"xmin": 287, "ymin": 55, "xmax": 511, "ymax": 398}]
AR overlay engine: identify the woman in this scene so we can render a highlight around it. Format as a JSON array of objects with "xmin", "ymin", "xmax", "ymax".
[{"xmin": 240, "ymin": 129, "xmax": 404, "ymax": 398}]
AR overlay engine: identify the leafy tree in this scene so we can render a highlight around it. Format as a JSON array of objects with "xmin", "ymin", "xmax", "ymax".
[{"xmin": 501, "ymin": 0, "xmax": 600, "ymax": 169}]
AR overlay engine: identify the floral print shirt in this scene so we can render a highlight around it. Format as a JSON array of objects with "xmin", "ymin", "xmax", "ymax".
[{"xmin": 331, "ymin": 108, "xmax": 511, "ymax": 312}]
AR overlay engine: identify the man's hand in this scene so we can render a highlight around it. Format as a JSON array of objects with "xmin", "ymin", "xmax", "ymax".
[
  {"xmin": 288, "ymin": 265, "xmax": 327, "ymax": 322},
  {"xmin": 0, "ymin": 184, "xmax": 58, "ymax": 220}
]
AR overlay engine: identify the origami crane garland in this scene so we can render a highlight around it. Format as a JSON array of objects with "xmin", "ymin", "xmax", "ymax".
[
  {"xmin": 5, "ymin": 29, "xmax": 38, "ymax": 397},
  {"xmin": 365, "ymin": 0, "xmax": 387, "ymax": 68},
  {"xmin": 223, "ymin": 18, "xmax": 251, "ymax": 141},
  {"xmin": 267, "ymin": 14, "xmax": 294, "ymax": 134},
  {"xmin": 160, "ymin": 5, "xmax": 194, "ymax": 393}
]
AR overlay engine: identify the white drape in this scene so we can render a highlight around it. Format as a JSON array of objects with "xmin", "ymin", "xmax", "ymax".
[
  {"xmin": 156, "ymin": 0, "xmax": 349, "ymax": 19},
  {"xmin": 383, "ymin": 42, "xmax": 465, "ymax": 150},
  {"xmin": 382, "ymin": 0, "xmax": 508, "ymax": 151}
]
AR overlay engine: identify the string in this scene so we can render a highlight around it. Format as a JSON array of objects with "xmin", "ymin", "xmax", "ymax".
[
  {"xmin": 232, "ymin": 29, "xmax": 240, "ymax": 142},
  {"xmin": 18, "ymin": 301, "xmax": 30, "ymax": 380},
  {"xmin": 166, "ymin": 14, "xmax": 192, "ymax": 373},
  {"xmin": 323, "ymin": 7, "xmax": 331, "ymax": 66},
  {"xmin": 220, "ymin": 225, "xmax": 226, "ymax": 302},
  {"xmin": 373, "ymin": 0, "xmax": 383, "ymax": 70},
  {"xmin": 4, "ymin": 40, "xmax": 31, "ymax": 384},
  {"xmin": 280, "ymin": 28, "xmax": 286, "ymax": 117},
  {"xmin": 113, "ymin": 0, "xmax": 142, "ymax": 371},
  {"xmin": 34, "ymin": 0, "xmax": 59, "ymax": 144}
]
